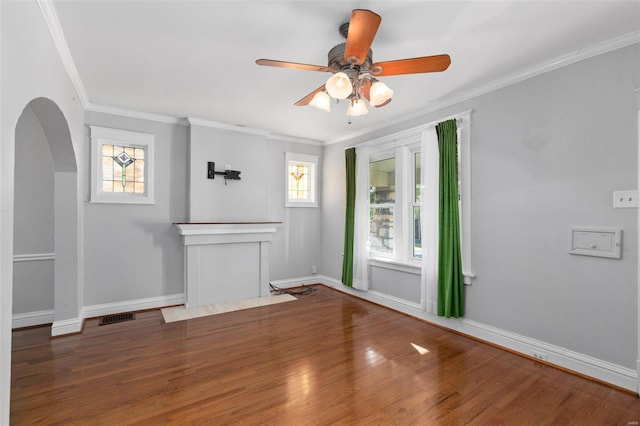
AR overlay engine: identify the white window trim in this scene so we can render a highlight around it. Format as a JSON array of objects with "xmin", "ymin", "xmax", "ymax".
[
  {"xmin": 361, "ymin": 110, "xmax": 474, "ymax": 282},
  {"xmin": 285, "ymin": 152, "xmax": 318, "ymax": 208},
  {"xmin": 90, "ymin": 125, "xmax": 155, "ymax": 204}
]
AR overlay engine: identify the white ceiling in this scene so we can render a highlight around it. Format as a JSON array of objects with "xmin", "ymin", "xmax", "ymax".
[{"xmin": 52, "ymin": 1, "xmax": 640, "ymax": 143}]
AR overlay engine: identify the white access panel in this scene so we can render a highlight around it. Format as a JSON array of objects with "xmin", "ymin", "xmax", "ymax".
[{"xmin": 568, "ymin": 227, "xmax": 621, "ymax": 259}]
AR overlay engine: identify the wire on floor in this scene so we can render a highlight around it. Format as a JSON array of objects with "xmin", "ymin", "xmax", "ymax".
[{"xmin": 269, "ymin": 283, "xmax": 317, "ymax": 296}]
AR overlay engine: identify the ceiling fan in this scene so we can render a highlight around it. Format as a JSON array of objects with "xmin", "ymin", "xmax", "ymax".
[{"xmin": 256, "ymin": 9, "xmax": 451, "ymax": 117}]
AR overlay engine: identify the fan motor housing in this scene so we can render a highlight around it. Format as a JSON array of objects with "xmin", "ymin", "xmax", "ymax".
[{"xmin": 327, "ymin": 42, "xmax": 373, "ymax": 71}]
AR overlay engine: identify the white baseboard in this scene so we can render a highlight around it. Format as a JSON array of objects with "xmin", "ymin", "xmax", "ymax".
[
  {"xmin": 46, "ymin": 294, "xmax": 184, "ymax": 336},
  {"xmin": 51, "ymin": 317, "xmax": 83, "ymax": 336},
  {"xmin": 313, "ymin": 275, "xmax": 637, "ymax": 393},
  {"xmin": 82, "ymin": 293, "xmax": 185, "ymax": 319},
  {"xmin": 12, "ymin": 309, "xmax": 54, "ymax": 328}
]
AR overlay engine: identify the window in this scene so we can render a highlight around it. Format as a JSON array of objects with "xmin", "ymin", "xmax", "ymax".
[
  {"xmin": 90, "ymin": 126, "xmax": 155, "ymax": 204},
  {"xmin": 413, "ymin": 152, "xmax": 422, "ymax": 259},
  {"xmin": 285, "ymin": 152, "xmax": 318, "ymax": 207},
  {"xmin": 369, "ymin": 157, "xmax": 395, "ymax": 255},
  {"xmin": 368, "ymin": 146, "xmax": 419, "ymax": 264},
  {"xmin": 365, "ymin": 110, "xmax": 472, "ymax": 281}
]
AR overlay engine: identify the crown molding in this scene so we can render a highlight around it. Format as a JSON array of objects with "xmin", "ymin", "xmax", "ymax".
[
  {"xmin": 86, "ymin": 102, "xmax": 189, "ymax": 126},
  {"xmin": 325, "ymin": 31, "xmax": 640, "ymax": 146},
  {"xmin": 267, "ymin": 133, "xmax": 323, "ymax": 146},
  {"xmin": 187, "ymin": 117, "xmax": 323, "ymax": 144},
  {"xmin": 39, "ymin": 0, "xmax": 639, "ymax": 147},
  {"xmin": 37, "ymin": 0, "xmax": 89, "ymax": 107},
  {"xmin": 187, "ymin": 117, "xmax": 269, "ymax": 136}
]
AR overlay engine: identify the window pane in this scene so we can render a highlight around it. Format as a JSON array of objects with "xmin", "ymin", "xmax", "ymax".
[
  {"xmin": 101, "ymin": 144, "xmax": 145, "ymax": 194},
  {"xmin": 369, "ymin": 158, "xmax": 395, "ymax": 203},
  {"xmin": 370, "ymin": 207, "xmax": 394, "ymax": 254},
  {"xmin": 414, "ymin": 152, "xmax": 422, "ymax": 202},
  {"xmin": 134, "ymin": 147, "xmax": 145, "ymax": 160},
  {"xmin": 135, "ymin": 159, "xmax": 145, "ymax": 183},
  {"xmin": 288, "ymin": 161, "xmax": 311, "ymax": 201},
  {"xmin": 413, "ymin": 206, "xmax": 422, "ymax": 258}
]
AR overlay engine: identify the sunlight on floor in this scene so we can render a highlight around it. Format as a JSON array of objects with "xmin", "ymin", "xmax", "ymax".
[{"xmin": 411, "ymin": 343, "xmax": 429, "ymax": 355}]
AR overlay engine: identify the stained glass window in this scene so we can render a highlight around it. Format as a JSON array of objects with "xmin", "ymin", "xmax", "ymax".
[
  {"xmin": 90, "ymin": 126, "xmax": 155, "ymax": 204},
  {"xmin": 285, "ymin": 152, "xmax": 318, "ymax": 207},
  {"xmin": 288, "ymin": 162, "xmax": 310, "ymax": 201},
  {"xmin": 102, "ymin": 145, "xmax": 145, "ymax": 194}
]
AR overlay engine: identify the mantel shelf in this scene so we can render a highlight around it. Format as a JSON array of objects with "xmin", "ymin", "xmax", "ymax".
[{"xmin": 174, "ymin": 222, "xmax": 281, "ymax": 239}]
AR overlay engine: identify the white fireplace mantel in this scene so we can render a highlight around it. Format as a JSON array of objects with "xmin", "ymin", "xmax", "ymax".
[{"xmin": 175, "ymin": 222, "xmax": 281, "ymax": 308}]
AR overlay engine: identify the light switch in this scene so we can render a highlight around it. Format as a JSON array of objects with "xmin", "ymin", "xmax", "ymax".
[{"xmin": 613, "ymin": 190, "xmax": 638, "ymax": 208}]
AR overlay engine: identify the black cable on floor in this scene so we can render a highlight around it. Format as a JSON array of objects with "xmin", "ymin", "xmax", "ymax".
[{"xmin": 269, "ymin": 283, "xmax": 317, "ymax": 296}]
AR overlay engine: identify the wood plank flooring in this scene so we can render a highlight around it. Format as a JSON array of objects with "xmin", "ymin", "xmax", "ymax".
[{"xmin": 11, "ymin": 285, "xmax": 640, "ymax": 425}]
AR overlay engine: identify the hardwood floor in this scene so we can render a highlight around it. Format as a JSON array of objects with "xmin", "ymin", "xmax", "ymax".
[{"xmin": 11, "ymin": 285, "xmax": 640, "ymax": 425}]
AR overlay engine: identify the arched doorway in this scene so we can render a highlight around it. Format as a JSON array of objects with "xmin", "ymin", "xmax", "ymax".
[{"xmin": 13, "ymin": 98, "xmax": 80, "ymax": 336}]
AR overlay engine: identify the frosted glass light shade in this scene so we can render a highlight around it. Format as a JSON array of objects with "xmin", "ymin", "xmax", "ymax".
[
  {"xmin": 369, "ymin": 81, "xmax": 393, "ymax": 107},
  {"xmin": 347, "ymin": 98, "xmax": 368, "ymax": 116},
  {"xmin": 309, "ymin": 91, "xmax": 331, "ymax": 112},
  {"xmin": 325, "ymin": 72, "xmax": 353, "ymax": 99}
]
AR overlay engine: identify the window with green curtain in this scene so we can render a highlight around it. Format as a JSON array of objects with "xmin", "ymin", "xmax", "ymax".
[
  {"xmin": 436, "ymin": 119, "xmax": 465, "ymax": 318},
  {"xmin": 342, "ymin": 147, "xmax": 356, "ymax": 287}
]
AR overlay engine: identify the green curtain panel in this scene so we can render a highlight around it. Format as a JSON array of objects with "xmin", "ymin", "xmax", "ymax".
[
  {"xmin": 436, "ymin": 119, "xmax": 465, "ymax": 318},
  {"xmin": 342, "ymin": 147, "xmax": 357, "ymax": 287}
]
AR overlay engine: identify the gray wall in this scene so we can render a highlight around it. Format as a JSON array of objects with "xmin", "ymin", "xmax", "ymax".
[
  {"xmin": 188, "ymin": 124, "xmax": 323, "ymax": 280},
  {"xmin": 13, "ymin": 105, "xmax": 55, "ymax": 314},
  {"xmin": 83, "ymin": 112, "xmax": 188, "ymax": 305},
  {"xmin": 321, "ymin": 44, "xmax": 640, "ymax": 369},
  {"xmin": 369, "ymin": 265, "xmax": 420, "ymax": 303},
  {"xmin": 267, "ymin": 139, "xmax": 323, "ymax": 280}
]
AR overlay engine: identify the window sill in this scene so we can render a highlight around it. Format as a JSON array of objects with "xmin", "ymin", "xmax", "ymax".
[
  {"xmin": 369, "ymin": 258, "xmax": 477, "ymax": 284},
  {"xmin": 368, "ymin": 258, "xmax": 421, "ymax": 275}
]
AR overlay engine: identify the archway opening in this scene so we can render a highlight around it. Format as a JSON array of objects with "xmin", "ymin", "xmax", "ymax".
[{"xmin": 13, "ymin": 98, "xmax": 79, "ymax": 336}]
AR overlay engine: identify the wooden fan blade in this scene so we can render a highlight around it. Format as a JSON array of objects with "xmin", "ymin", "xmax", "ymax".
[
  {"xmin": 256, "ymin": 59, "xmax": 332, "ymax": 73},
  {"xmin": 344, "ymin": 9, "xmax": 381, "ymax": 65},
  {"xmin": 370, "ymin": 54, "xmax": 451, "ymax": 76},
  {"xmin": 294, "ymin": 85, "xmax": 326, "ymax": 106}
]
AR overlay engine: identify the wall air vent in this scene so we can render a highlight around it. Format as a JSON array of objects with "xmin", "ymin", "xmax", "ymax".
[{"xmin": 99, "ymin": 312, "xmax": 136, "ymax": 326}]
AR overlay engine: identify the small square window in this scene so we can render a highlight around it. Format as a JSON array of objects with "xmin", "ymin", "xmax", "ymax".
[
  {"xmin": 285, "ymin": 152, "xmax": 318, "ymax": 208},
  {"xmin": 90, "ymin": 126, "xmax": 155, "ymax": 204}
]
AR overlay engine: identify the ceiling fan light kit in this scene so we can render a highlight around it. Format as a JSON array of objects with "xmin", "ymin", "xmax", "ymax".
[
  {"xmin": 369, "ymin": 80, "xmax": 393, "ymax": 107},
  {"xmin": 309, "ymin": 90, "xmax": 331, "ymax": 112},
  {"xmin": 325, "ymin": 71, "xmax": 353, "ymax": 99},
  {"xmin": 347, "ymin": 98, "xmax": 368, "ymax": 117},
  {"xmin": 256, "ymin": 9, "xmax": 451, "ymax": 119}
]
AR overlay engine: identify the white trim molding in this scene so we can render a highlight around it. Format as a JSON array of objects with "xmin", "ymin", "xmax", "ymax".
[
  {"xmin": 326, "ymin": 33, "xmax": 640, "ymax": 146},
  {"xmin": 13, "ymin": 253, "xmax": 55, "ymax": 262},
  {"xmin": 308, "ymin": 275, "xmax": 637, "ymax": 392},
  {"xmin": 637, "ymin": 109, "xmax": 640, "ymax": 394},
  {"xmin": 86, "ymin": 103, "xmax": 188, "ymax": 126},
  {"xmin": 89, "ymin": 125, "xmax": 156, "ymax": 204},
  {"xmin": 43, "ymin": 294, "xmax": 185, "ymax": 336},
  {"xmin": 12, "ymin": 310, "xmax": 54, "ymax": 329},
  {"xmin": 285, "ymin": 152, "xmax": 319, "ymax": 208},
  {"xmin": 51, "ymin": 317, "xmax": 83, "ymax": 336},
  {"xmin": 37, "ymin": 0, "xmax": 89, "ymax": 106},
  {"xmin": 83, "ymin": 293, "xmax": 185, "ymax": 319}
]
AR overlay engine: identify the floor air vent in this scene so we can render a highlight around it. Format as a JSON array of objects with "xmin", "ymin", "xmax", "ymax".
[{"xmin": 99, "ymin": 312, "xmax": 135, "ymax": 326}]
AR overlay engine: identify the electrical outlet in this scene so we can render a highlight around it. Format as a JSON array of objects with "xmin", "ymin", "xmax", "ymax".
[
  {"xmin": 613, "ymin": 190, "xmax": 638, "ymax": 208},
  {"xmin": 532, "ymin": 351, "xmax": 547, "ymax": 361},
  {"xmin": 311, "ymin": 265, "xmax": 317, "ymax": 274}
]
